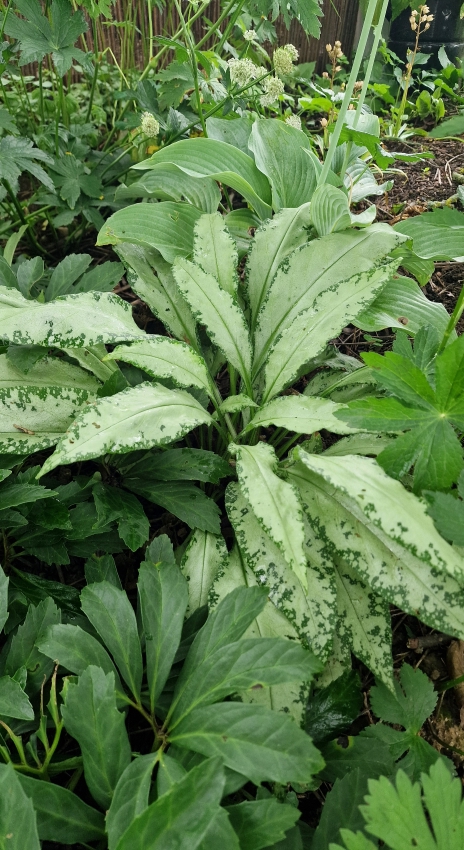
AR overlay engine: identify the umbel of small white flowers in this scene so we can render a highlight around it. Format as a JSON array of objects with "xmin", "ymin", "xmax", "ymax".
[{"xmin": 140, "ymin": 111, "xmax": 160, "ymax": 138}]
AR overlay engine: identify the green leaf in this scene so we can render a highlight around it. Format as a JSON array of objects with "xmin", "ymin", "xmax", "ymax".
[
  {"xmin": 138, "ymin": 561, "xmax": 188, "ymax": 712},
  {"xmin": 92, "ymin": 483, "xmax": 149, "ymax": 551},
  {"xmin": 62, "ymin": 666, "xmax": 131, "ymax": 810},
  {"xmin": 80, "ymin": 581, "xmax": 143, "ymax": 699},
  {"xmin": 5, "ymin": 597, "xmax": 60, "ymax": 693},
  {"xmin": 312, "ymin": 769, "xmax": 370, "ymax": 850},
  {"xmin": 248, "ymin": 119, "xmax": 319, "ymax": 211},
  {"xmin": 180, "ymin": 530, "xmax": 228, "ymax": 615},
  {"xmin": 245, "ymin": 203, "xmax": 312, "ymax": 332},
  {"xmin": 97, "ymin": 202, "xmax": 203, "ymax": 264},
  {"xmin": 305, "ymin": 670, "xmax": 363, "ymax": 745},
  {"xmin": 226, "ymin": 482, "xmax": 337, "ymax": 662},
  {"xmin": 0, "ymin": 566, "xmax": 7, "ymax": 633},
  {"xmin": 17, "ymin": 774, "xmax": 105, "ymax": 844},
  {"xmin": 114, "ymin": 757, "xmax": 225, "ymax": 850},
  {"xmin": 5, "ymin": 0, "xmax": 88, "ymax": 74},
  {"xmin": 370, "ymin": 664, "xmax": 437, "ymax": 734},
  {"xmin": 287, "ymin": 452, "xmax": 464, "ymax": 641},
  {"xmin": 429, "ymin": 113, "xmax": 464, "ymax": 138},
  {"xmin": 233, "ymin": 442, "xmax": 308, "ymax": 589},
  {"xmin": 394, "ymin": 208, "xmax": 464, "ymax": 261},
  {"xmin": 198, "ymin": 808, "xmax": 240, "ymax": 849},
  {"xmin": 310, "ymin": 185, "xmax": 352, "ymax": 236},
  {"xmin": 37, "ymin": 624, "xmax": 123, "ymax": 691},
  {"xmin": 0, "ymin": 353, "xmax": 99, "ymax": 393},
  {"xmin": 355, "ymin": 274, "xmax": 450, "ymax": 335},
  {"xmin": 0, "ymin": 675, "xmax": 34, "ymax": 719},
  {"xmin": 0, "ymin": 763, "xmax": 40, "ymax": 849},
  {"xmin": 244, "ymin": 396, "xmax": 358, "ymax": 436},
  {"xmin": 169, "ymin": 702, "xmax": 324, "ymax": 785},
  {"xmin": 126, "ymin": 479, "xmax": 221, "ymax": 534},
  {"xmin": 133, "ymin": 139, "xmax": 272, "ymax": 220},
  {"xmin": 0, "ymin": 136, "xmax": 53, "ymax": 193},
  {"xmin": 226, "ymin": 799, "xmax": 300, "ymax": 850},
  {"xmin": 106, "ymin": 754, "xmax": 158, "ymax": 850},
  {"xmin": 105, "ymin": 338, "xmax": 212, "ymax": 395},
  {"xmin": 0, "ymin": 287, "xmax": 143, "ymax": 348},
  {"xmin": 126, "ymin": 448, "xmax": 230, "ymax": 484},
  {"xmin": 193, "ymin": 212, "xmax": 238, "ymax": 297},
  {"xmin": 320, "ymin": 734, "xmax": 395, "ymax": 783},
  {"xmin": 115, "ymin": 165, "xmax": 221, "ymax": 213},
  {"xmin": 46, "ymin": 253, "xmax": 92, "ymax": 301},
  {"xmin": 40, "ymin": 383, "xmax": 213, "ymax": 476},
  {"xmin": 85, "ymin": 553, "xmax": 122, "ymax": 588},
  {"xmin": 173, "ymin": 258, "xmax": 252, "ymax": 388},
  {"xmin": 425, "ymin": 486, "xmax": 464, "ymax": 545}
]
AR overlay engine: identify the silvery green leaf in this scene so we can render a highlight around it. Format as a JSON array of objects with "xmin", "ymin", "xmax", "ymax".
[
  {"xmin": 245, "ymin": 204, "xmax": 312, "ymax": 333},
  {"xmin": 0, "ymin": 287, "xmax": 143, "ymax": 348},
  {"xmin": 310, "ymin": 185, "xmax": 352, "ymax": 236},
  {"xmin": 218, "ymin": 394, "xmax": 259, "ymax": 415},
  {"xmin": 233, "ymin": 442, "xmax": 308, "ymax": 589},
  {"xmin": 226, "ymin": 483, "xmax": 337, "ymax": 662},
  {"xmin": 244, "ymin": 396, "xmax": 359, "ymax": 436},
  {"xmin": 288, "ymin": 452, "xmax": 464, "ymax": 640},
  {"xmin": 97, "ymin": 201, "xmax": 203, "ymax": 264},
  {"xmin": 105, "ymin": 338, "xmax": 212, "ymax": 395},
  {"xmin": 262, "ymin": 259, "xmax": 398, "ymax": 402},
  {"xmin": 40, "ymin": 383, "xmax": 213, "ymax": 476},
  {"xmin": 0, "ymin": 353, "xmax": 100, "ymax": 393},
  {"xmin": 253, "ymin": 224, "xmax": 405, "ymax": 377},
  {"xmin": 193, "ymin": 213, "xmax": 238, "ymax": 297},
  {"xmin": 180, "ymin": 530, "xmax": 228, "ymax": 615},
  {"xmin": 116, "ymin": 245, "xmax": 197, "ymax": 346},
  {"xmin": 173, "ymin": 259, "xmax": 252, "ymax": 388}
]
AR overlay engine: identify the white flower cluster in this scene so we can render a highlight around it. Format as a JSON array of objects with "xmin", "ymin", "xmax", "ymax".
[
  {"xmin": 228, "ymin": 57, "xmax": 259, "ymax": 87},
  {"xmin": 260, "ymin": 75, "xmax": 284, "ymax": 107},
  {"xmin": 285, "ymin": 114, "xmax": 302, "ymax": 130},
  {"xmin": 410, "ymin": 5, "xmax": 434, "ymax": 31},
  {"xmin": 140, "ymin": 111, "xmax": 160, "ymax": 138},
  {"xmin": 273, "ymin": 43, "xmax": 299, "ymax": 77},
  {"xmin": 243, "ymin": 29, "xmax": 258, "ymax": 42}
]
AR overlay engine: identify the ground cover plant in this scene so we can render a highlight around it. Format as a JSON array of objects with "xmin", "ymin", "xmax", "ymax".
[{"xmin": 1, "ymin": 0, "xmax": 464, "ymax": 845}]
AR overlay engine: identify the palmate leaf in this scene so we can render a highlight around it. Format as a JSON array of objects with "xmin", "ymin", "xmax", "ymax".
[
  {"xmin": 39, "ymin": 383, "xmax": 213, "ymax": 476},
  {"xmin": 426, "ymin": 475, "xmax": 464, "ymax": 545},
  {"xmin": 105, "ymin": 338, "xmax": 212, "ymax": 396},
  {"xmin": 98, "ymin": 202, "xmax": 203, "ymax": 264},
  {"xmin": 180, "ymin": 529, "xmax": 228, "ymax": 615},
  {"xmin": 233, "ymin": 442, "xmax": 308, "ymax": 589},
  {"xmin": 4, "ymin": 0, "xmax": 90, "ymax": 74},
  {"xmin": 193, "ymin": 212, "xmax": 238, "ymax": 297},
  {"xmin": 246, "ymin": 0, "xmax": 323, "ymax": 35},
  {"xmin": 287, "ymin": 452, "xmax": 464, "ymax": 641},
  {"xmin": 0, "ymin": 136, "xmax": 54, "ymax": 192},
  {"xmin": 370, "ymin": 664, "xmax": 437, "ymax": 735}
]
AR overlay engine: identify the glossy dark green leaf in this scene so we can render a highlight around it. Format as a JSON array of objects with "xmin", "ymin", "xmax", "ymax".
[
  {"xmin": 37, "ymin": 623, "xmax": 123, "ymax": 694},
  {"xmin": 106, "ymin": 754, "xmax": 158, "ymax": 850},
  {"xmin": 115, "ymin": 757, "xmax": 225, "ymax": 850},
  {"xmin": 138, "ymin": 561, "xmax": 188, "ymax": 712},
  {"xmin": 62, "ymin": 666, "xmax": 131, "ymax": 810},
  {"xmin": 145, "ymin": 533, "xmax": 175, "ymax": 565},
  {"xmin": 5, "ymin": 597, "xmax": 60, "ymax": 693},
  {"xmin": 169, "ymin": 638, "xmax": 321, "ymax": 728},
  {"xmin": 25, "ymin": 498, "xmax": 71, "ymax": 530},
  {"xmin": 226, "ymin": 799, "xmax": 300, "ymax": 850},
  {"xmin": 0, "ymin": 481, "xmax": 53, "ymax": 510},
  {"xmin": 125, "ymin": 448, "xmax": 231, "ymax": 484},
  {"xmin": 92, "ymin": 483, "xmax": 149, "ymax": 551},
  {"xmin": 169, "ymin": 703, "xmax": 324, "ymax": 785},
  {"xmin": 17, "ymin": 773, "xmax": 105, "ymax": 843},
  {"xmin": 305, "ymin": 671, "xmax": 363, "ymax": 744},
  {"xmin": 0, "ymin": 675, "xmax": 34, "ymax": 719},
  {"xmin": 319, "ymin": 734, "xmax": 395, "ymax": 782},
  {"xmin": 84, "ymin": 553, "xmax": 122, "ymax": 589},
  {"xmin": 311, "ymin": 768, "xmax": 371, "ymax": 850},
  {"xmin": 426, "ymin": 488, "xmax": 464, "ymax": 546},
  {"xmin": 0, "ymin": 763, "xmax": 40, "ymax": 849},
  {"xmin": 80, "ymin": 581, "xmax": 143, "ymax": 699},
  {"xmin": 127, "ymin": 479, "xmax": 221, "ymax": 534}
]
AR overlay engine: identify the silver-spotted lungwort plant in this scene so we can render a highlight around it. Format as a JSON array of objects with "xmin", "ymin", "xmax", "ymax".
[{"xmin": 2, "ymin": 126, "xmax": 464, "ymax": 712}]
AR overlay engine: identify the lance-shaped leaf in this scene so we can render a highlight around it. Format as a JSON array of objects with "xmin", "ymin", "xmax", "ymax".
[
  {"xmin": 115, "ymin": 164, "xmax": 221, "ymax": 213},
  {"xmin": 97, "ymin": 202, "xmax": 203, "ymax": 264},
  {"xmin": 133, "ymin": 139, "xmax": 272, "ymax": 220},
  {"xmin": 233, "ymin": 442, "xmax": 308, "ymax": 589},
  {"xmin": 226, "ymin": 799, "xmax": 301, "ymax": 850},
  {"xmin": 138, "ymin": 561, "xmax": 188, "ymax": 712},
  {"xmin": 0, "ymin": 353, "xmax": 99, "ymax": 392},
  {"xmin": 0, "ymin": 764, "xmax": 40, "ymax": 850},
  {"xmin": 17, "ymin": 774, "xmax": 105, "ymax": 845},
  {"xmin": 80, "ymin": 582, "xmax": 143, "ymax": 700},
  {"xmin": 62, "ymin": 666, "xmax": 131, "ymax": 810},
  {"xmin": 288, "ymin": 451, "xmax": 464, "ymax": 637},
  {"xmin": 115, "ymin": 245, "xmax": 197, "ymax": 346},
  {"xmin": 355, "ymin": 275, "xmax": 450, "ymax": 336},
  {"xmin": 40, "ymin": 383, "xmax": 213, "ymax": 476},
  {"xmin": 262, "ymin": 260, "xmax": 398, "ymax": 402},
  {"xmin": 253, "ymin": 224, "xmax": 405, "ymax": 377},
  {"xmin": 244, "ymin": 395, "xmax": 359, "ymax": 436},
  {"xmin": 245, "ymin": 203, "xmax": 312, "ymax": 332},
  {"xmin": 394, "ymin": 207, "xmax": 464, "ymax": 261},
  {"xmin": 180, "ymin": 530, "xmax": 228, "ymax": 615},
  {"xmin": 123, "ymin": 447, "xmax": 230, "ymax": 484},
  {"xmin": 169, "ymin": 702, "xmax": 324, "ymax": 785},
  {"xmin": 248, "ymin": 119, "xmax": 320, "ymax": 211},
  {"xmin": 5, "ymin": 597, "xmax": 60, "ymax": 694},
  {"xmin": 0, "ymin": 287, "xmax": 143, "ymax": 348},
  {"xmin": 0, "ymin": 675, "xmax": 34, "ymax": 719},
  {"xmin": 37, "ymin": 624, "xmax": 124, "ymax": 695},
  {"xmin": 173, "ymin": 259, "xmax": 252, "ymax": 388},
  {"xmin": 226, "ymin": 482, "xmax": 337, "ymax": 661},
  {"xmin": 114, "ymin": 757, "xmax": 225, "ymax": 850},
  {"xmin": 193, "ymin": 212, "xmax": 238, "ymax": 297},
  {"xmin": 105, "ymin": 338, "xmax": 212, "ymax": 395},
  {"xmin": 335, "ymin": 337, "xmax": 464, "ymax": 492},
  {"xmin": 106, "ymin": 754, "xmax": 158, "ymax": 850}
]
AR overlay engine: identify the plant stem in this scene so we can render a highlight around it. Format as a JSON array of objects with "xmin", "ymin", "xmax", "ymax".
[
  {"xmin": 317, "ymin": 0, "xmax": 380, "ymax": 187},
  {"xmin": 437, "ymin": 281, "xmax": 464, "ymax": 354},
  {"xmin": 196, "ymin": 0, "xmax": 242, "ymax": 50},
  {"xmin": 173, "ymin": 0, "xmax": 207, "ymax": 135},
  {"xmin": 85, "ymin": 19, "xmax": 100, "ymax": 123}
]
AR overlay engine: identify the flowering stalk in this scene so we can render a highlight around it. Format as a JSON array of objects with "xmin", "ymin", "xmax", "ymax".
[{"xmin": 393, "ymin": 4, "xmax": 434, "ymax": 137}]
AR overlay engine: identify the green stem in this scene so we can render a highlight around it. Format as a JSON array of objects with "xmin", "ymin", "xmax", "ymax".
[
  {"xmin": 85, "ymin": 19, "xmax": 100, "ymax": 123},
  {"xmin": 317, "ymin": 0, "xmax": 381, "ymax": 187},
  {"xmin": 437, "ymin": 281, "xmax": 464, "ymax": 354},
  {"xmin": 196, "ymin": 0, "xmax": 242, "ymax": 50},
  {"xmin": 173, "ymin": 0, "xmax": 207, "ymax": 134}
]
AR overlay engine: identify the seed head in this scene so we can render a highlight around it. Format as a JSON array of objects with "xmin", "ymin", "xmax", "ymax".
[{"xmin": 260, "ymin": 75, "xmax": 285, "ymax": 106}]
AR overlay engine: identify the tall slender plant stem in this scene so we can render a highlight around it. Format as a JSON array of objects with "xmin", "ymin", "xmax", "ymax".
[
  {"xmin": 317, "ymin": 0, "xmax": 381, "ymax": 188},
  {"xmin": 197, "ymin": 0, "xmax": 244, "ymax": 50},
  {"xmin": 437, "ymin": 282, "xmax": 464, "ymax": 354},
  {"xmin": 173, "ymin": 0, "xmax": 207, "ymax": 134}
]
